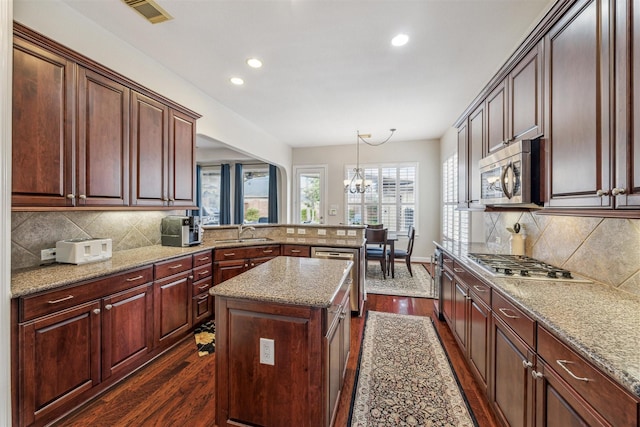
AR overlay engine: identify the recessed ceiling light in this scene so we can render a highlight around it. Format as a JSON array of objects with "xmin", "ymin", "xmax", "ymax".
[
  {"xmin": 247, "ymin": 58, "xmax": 263, "ymax": 68},
  {"xmin": 230, "ymin": 77, "xmax": 244, "ymax": 85},
  {"xmin": 391, "ymin": 34, "xmax": 409, "ymax": 47}
]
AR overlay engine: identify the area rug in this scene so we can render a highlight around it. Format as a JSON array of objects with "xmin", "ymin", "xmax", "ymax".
[
  {"xmin": 365, "ymin": 263, "xmax": 435, "ymax": 298},
  {"xmin": 349, "ymin": 311, "xmax": 477, "ymax": 426},
  {"xmin": 194, "ymin": 320, "xmax": 216, "ymax": 357}
]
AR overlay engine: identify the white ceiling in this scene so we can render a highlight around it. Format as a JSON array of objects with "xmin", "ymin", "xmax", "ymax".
[{"xmin": 60, "ymin": 0, "xmax": 553, "ymax": 148}]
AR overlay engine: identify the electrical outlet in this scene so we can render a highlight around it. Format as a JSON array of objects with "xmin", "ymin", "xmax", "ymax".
[
  {"xmin": 347, "ymin": 230, "xmax": 357, "ymax": 236},
  {"xmin": 286, "ymin": 228, "xmax": 295, "ymax": 234},
  {"xmin": 317, "ymin": 229, "xmax": 326, "ymax": 236},
  {"xmin": 260, "ymin": 338, "xmax": 275, "ymax": 365},
  {"xmin": 297, "ymin": 228, "xmax": 306, "ymax": 234},
  {"xmin": 41, "ymin": 248, "xmax": 56, "ymax": 261},
  {"xmin": 337, "ymin": 230, "xmax": 346, "ymax": 236}
]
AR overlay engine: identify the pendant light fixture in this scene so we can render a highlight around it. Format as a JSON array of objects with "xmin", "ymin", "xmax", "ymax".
[{"xmin": 344, "ymin": 129, "xmax": 396, "ymax": 193}]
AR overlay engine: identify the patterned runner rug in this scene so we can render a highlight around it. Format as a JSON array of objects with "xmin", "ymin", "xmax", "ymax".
[
  {"xmin": 365, "ymin": 263, "xmax": 435, "ymax": 298},
  {"xmin": 349, "ymin": 311, "xmax": 477, "ymax": 426},
  {"xmin": 193, "ymin": 320, "xmax": 216, "ymax": 356}
]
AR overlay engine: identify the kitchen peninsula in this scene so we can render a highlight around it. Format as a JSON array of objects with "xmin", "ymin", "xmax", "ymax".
[{"xmin": 211, "ymin": 256, "xmax": 352, "ymax": 427}]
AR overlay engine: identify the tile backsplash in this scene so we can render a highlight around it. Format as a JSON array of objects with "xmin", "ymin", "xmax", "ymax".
[
  {"xmin": 11, "ymin": 211, "xmax": 180, "ymax": 270},
  {"xmin": 484, "ymin": 212, "xmax": 640, "ymax": 296}
]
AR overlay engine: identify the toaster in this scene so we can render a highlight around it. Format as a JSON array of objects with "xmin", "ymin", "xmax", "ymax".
[{"xmin": 56, "ymin": 238, "xmax": 113, "ymax": 264}]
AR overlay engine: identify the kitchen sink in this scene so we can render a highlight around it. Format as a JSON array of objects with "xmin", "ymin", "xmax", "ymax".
[{"xmin": 214, "ymin": 237, "xmax": 272, "ymax": 244}]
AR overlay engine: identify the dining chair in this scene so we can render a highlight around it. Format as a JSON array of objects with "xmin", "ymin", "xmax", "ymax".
[
  {"xmin": 366, "ymin": 223, "xmax": 384, "ymax": 249},
  {"xmin": 365, "ymin": 227, "xmax": 388, "ymax": 279},
  {"xmin": 388, "ymin": 225, "xmax": 416, "ymax": 276}
]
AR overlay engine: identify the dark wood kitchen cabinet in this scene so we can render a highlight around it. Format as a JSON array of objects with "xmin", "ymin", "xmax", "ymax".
[
  {"xmin": 457, "ymin": 122, "xmax": 469, "ymax": 208},
  {"xmin": 545, "ymin": 0, "xmax": 613, "ymax": 209},
  {"xmin": 508, "ymin": 43, "xmax": 544, "ymax": 144},
  {"xmin": 486, "ymin": 81, "xmax": 508, "ymax": 155},
  {"xmin": 11, "ymin": 36, "xmax": 75, "ymax": 208},
  {"xmin": 192, "ymin": 250, "xmax": 214, "ymax": 324},
  {"xmin": 458, "ymin": 104, "xmax": 485, "ymax": 209},
  {"xmin": 213, "ymin": 245, "xmax": 281, "ymax": 284},
  {"xmin": 168, "ymin": 109, "xmax": 197, "ymax": 207},
  {"xmin": 153, "ymin": 255, "xmax": 193, "ymax": 349},
  {"xmin": 14, "ymin": 265, "xmax": 154, "ymax": 427}
]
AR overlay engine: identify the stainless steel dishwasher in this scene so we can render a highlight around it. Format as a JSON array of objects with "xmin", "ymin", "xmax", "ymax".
[{"xmin": 310, "ymin": 247, "xmax": 360, "ymax": 313}]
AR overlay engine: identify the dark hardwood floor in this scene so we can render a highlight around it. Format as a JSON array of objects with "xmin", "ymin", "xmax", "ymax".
[{"xmin": 56, "ymin": 266, "xmax": 499, "ymax": 427}]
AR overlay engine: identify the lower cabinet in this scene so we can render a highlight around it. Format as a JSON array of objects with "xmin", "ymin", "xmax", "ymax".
[
  {"xmin": 192, "ymin": 250, "xmax": 213, "ymax": 324},
  {"xmin": 213, "ymin": 245, "xmax": 281, "ymax": 284},
  {"xmin": 326, "ymin": 292, "xmax": 350, "ymax": 426}
]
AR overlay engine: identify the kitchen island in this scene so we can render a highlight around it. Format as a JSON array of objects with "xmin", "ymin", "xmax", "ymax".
[{"xmin": 210, "ymin": 256, "xmax": 353, "ymax": 427}]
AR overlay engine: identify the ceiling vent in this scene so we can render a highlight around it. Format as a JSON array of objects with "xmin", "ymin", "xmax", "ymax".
[{"xmin": 123, "ymin": 0, "xmax": 173, "ymax": 24}]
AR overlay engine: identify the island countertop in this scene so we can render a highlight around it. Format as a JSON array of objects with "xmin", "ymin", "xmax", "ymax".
[{"xmin": 210, "ymin": 256, "xmax": 353, "ymax": 308}]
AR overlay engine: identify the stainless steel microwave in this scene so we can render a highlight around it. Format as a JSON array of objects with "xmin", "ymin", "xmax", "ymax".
[{"xmin": 478, "ymin": 139, "xmax": 542, "ymax": 207}]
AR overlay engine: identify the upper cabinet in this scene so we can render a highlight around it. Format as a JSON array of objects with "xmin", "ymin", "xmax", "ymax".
[
  {"xmin": 458, "ymin": 104, "xmax": 485, "ymax": 209},
  {"xmin": 11, "ymin": 23, "xmax": 200, "ymax": 211},
  {"xmin": 545, "ymin": 0, "xmax": 612, "ymax": 209}
]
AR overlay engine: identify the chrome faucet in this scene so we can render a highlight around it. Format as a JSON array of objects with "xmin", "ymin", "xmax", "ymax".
[{"xmin": 238, "ymin": 225, "xmax": 256, "ymax": 240}]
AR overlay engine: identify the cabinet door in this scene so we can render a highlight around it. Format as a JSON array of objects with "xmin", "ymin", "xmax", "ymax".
[
  {"xmin": 77, "ymin": 67, "xmax": 130, "ymax": 206},
  {"xmin": 468, "ymin": 104, "xmax": 485, "ymax": 208},
  {"xmin": 487, "ymin": 81, "xmax": 508, "ymax": 155},
  {"xmin": 19, "ymin": 301, "xmax": 101, "ymax": 426},
  {"xmin": 130, "ymin": 91, "xmax": 169, "ymax": 206},
  {"xmin": 615, "ymin": 0, "xmax": 640, "ymax": 208},
  {"xmin": 452, "ymin": 280, "xmax": 468, "ymax": 352},
  {"xmin": 326, "ymin": 309, "xmax": 342, "ymax": 427},
  {"xmin": 457, "ymin": 122, "xmax": 469, "ymax": 208},
  {"xmin": 214, "ymin": 259, "xmax": 247, "ymax": 284},
  {"xmin": 102, "ymin": 283, "xmax": 153, "ymax": 380},
  {"xmin": 341, "ymin": 294, "xmax": 351, "ymax": 384},
  {"xmin": 168, "ymin": 109, "xmax": 196, "ymax": 207},
  {"xmin": 12, "ymin": 37, "xmax": 75, "ymax": 207},
  {"xmin": 468, "ymin": 295, "xmax": 489, "ymax": 391},
  {"xmin": 546, "ymin": 0, "xmax": 612, "ymax": 208},
  {"xmin": 491, "ymin": 316, "xmax": 535, "ymax": 427},
  {"xmin": 441, "ymin": 269, "xmax": 454, "ymax": 325},
  {"xmin": 509, "ymin": 43, "xmax": 544, "ymax": 142},
  {"xmin": 154, "ymin": 271, "xmax": 192, "ymax": 348}
]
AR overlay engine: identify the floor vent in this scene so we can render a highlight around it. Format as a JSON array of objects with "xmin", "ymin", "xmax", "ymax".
[{"xmin": 123, "ymin": 0, "xmax": 173, "ymax": 24}]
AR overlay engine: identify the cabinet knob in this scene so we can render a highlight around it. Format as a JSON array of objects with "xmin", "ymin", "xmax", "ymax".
[
  {"xmin": 596, "ymin": 189, "xmax": 609, "ymax": 197},
  {"xmin": 66, "ymin": 194, "xmax": 75, "ymax": 199},
  {"xmin": 105, "ymin": 304, "xmax": 113, "ymax": 310},
  {"xmin": 92, "ymin": 308, "xmax": 101, "ymax": 315},
  {"xmin": 531, "ymin": 370, "xmax": 543, "ymax": 380},
  {"xmin": 522, "ymin": 360, "xmax": 533, "ymax": 369},
  {"xmin": 611, "ymin": 187, "xmax": 626, "ymax": 196},
  {"xmin": 162, "ymin": 197, "xmax": 168, "ymax": 202},
  {"xmin": 79, "ymin": 194, "xmax": 87, "ymax": 199},
  {"xmin": 169, "ymin": 198, "xmax": 175, "ymax": 202}
]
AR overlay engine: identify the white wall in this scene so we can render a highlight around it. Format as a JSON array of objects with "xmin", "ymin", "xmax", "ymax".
[
  {"xmin": 292, "ymin": 139, "xmax": 440, "ymax": 261},
  {"xmin": 13, "ymin": 0, "xmax": 293, "ymax": 220},
  {"xmin": 1, "ymin": 0, "xmax": 13, "ymax": 422}
]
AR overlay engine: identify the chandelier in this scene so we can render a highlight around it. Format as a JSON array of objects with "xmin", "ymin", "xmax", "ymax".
[{"xmin": 344, "ymin": 129, "xmax": 396, "ymax": 194}]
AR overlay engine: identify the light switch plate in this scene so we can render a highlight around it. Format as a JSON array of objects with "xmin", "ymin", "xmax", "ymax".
[
  {"xmin": 347, "ymin": 230, "xmax": 357, "ymax": 236},
  {"xmin": 286, "ymin": 228, "xmax": 295, "ymax": 234},
  {"xmin": 317, "ymin": 229, "xmax": 326, "ymax": 236},
  {"xmin": 260, "ymin": 338, "xmax": 275, "ymax": 365},
  {"xmin": 297, "ymin": 228, "xmax": 306, "ymax": 234},
  {"xmin": 337, "ymin": 230, "xmax": 346, "ymax": 236}
]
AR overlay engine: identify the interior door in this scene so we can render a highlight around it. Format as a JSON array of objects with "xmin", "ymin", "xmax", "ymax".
[{"xmin": 293, "ymin": 166, "xmax": 326, "ymax": 224}]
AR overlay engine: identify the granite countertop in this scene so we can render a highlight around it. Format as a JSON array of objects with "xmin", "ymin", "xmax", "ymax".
[
  {"xmin": 11, "ymin": 237, "xmax": 365, "ymax": 298},
  {"xmin": 210, "ymin": 256, "xmax": 353, "ymax": 308},
  {"xmin": 435, "ymin": 240, "xmax": 640, "ymax": 398}
]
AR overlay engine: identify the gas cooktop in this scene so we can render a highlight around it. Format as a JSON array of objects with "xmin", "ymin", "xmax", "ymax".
[{"xmin": 467, "ymin": 253, "xmax": 591, "ymax": 282}]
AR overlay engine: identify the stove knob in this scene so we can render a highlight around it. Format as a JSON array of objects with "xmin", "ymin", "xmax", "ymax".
[
  {"xmin": 520, "ymin": 270, "xmax": 530, "ymax": 277},
  {"xmin": 561, "ymin": 271, "xmax": 573, "ymax": 279},
  {"xmin": 547, "ymin": 271, "xmax": 558, "ymax": 279},
  {"xmin": 504, "ymin": 268, "xmax": 513, "ymax": 276}
]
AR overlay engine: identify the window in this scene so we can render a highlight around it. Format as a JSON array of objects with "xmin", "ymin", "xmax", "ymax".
[
  {"xmin": 243, "ymin": 165, "xmax": 269, "ymax": 223},
  {"xmin": 442, "ymin": 154, "xmax": 469, "ymax": 242},
  {"xmin": 345, "ymin": 163, "xmax": 416, "ymax": 234},
  {"xmin": 199, "ymin": 166, "xmax": 221, "ymax": 225}
]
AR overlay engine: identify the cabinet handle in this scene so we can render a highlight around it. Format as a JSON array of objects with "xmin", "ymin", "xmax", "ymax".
[
  {"xmin": 92, "ymin": 309, "xmax": 101, "ymax": 315},
  {"xmin": 162, "ymin": 197, "xmax": 168, "ymax": 201},
  {"xmin": 290, "ymin": 250, "xmax": 301, "ymax": 253},
  {"xmin": 498, "ymin": 307, "xmax": 520, "ymax": 319},
  {"xmin": 169, "ymin": 198, "xmax": 175, "ymax": 202},
  {"xmin": 47, "ymin": 295, "xmax": 74, "ymax": 304},
  {"xmin": 531, "ymin": 370, "xmax": 543, "ymax": 380},
  {"xmin": 197, "ymin": 294, "xmax": 208, "ymax": 301},
  {"xmin": 596, "ymin": 189, "xmax": 609, "ymax": 197},
  {"xmin": 465, "ymin": 296, "xmax": 471, "ymax": 300},
  {"xmin": 262, "ymin": 250, "xmax": 273, "ymax": 254},
  {"xmin": 443, "ymin": 259, "xmax": 453, "ymax": 264},
  {"xmin": 126, "ymin": 275, "xmax": 144, "ymax": 282},
  {"xmin": 522, "ymin": 360, "xmax": 533, "ymax": 369},
  {"xmin": 453, "ymin": 268, "xmax": 465, "ymax": 273},
  {"xmin": 198, "ymin": 270, "xmax": 209, "ymax": 276},
  {"xmin": 611, "ymin": 187, "xmax": 626, "ymax": 196},
  {"xmin": 223, "ymin": 253, "xmax": 235, "ymax": 257},
  {"xmin": 198, "ymin": 284, "xmax": 209, "ymax": 290},
  {"xmin": 188, "ymin": 275, "xmax": 194, "ymax": 280},
  {"xmin": 473, "ymin": 285, "xmax": 487, "ymax": 292},
  {"xmin": 244, "ymin": 264, "xmax": 249, "ymax": 268},
  {"xmin": 556, "ymin": 360, "xmax": 590, "ymax": 382},
  {"xmin": 79, "ymin": 194, "xmax": 87, "ymax": 199},
  {"xmin": 169, "ymin": 264, "xmax": 183, "ymax": 269},
  {"xmin": 66, "ymin": 194, "xmax": 75, "ymax": 199},
  {"xmin": 105, "ymin": 304, "xmax": 113, "ymax": 310},
  {"xmin": 198, "ymin": 256, "xmax": 210, "ymax": 261}
]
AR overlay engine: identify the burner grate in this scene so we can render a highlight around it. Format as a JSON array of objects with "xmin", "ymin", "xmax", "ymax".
[{"xmin": 467, "ymin": 253, "xmax": 576, "ymax": 279}]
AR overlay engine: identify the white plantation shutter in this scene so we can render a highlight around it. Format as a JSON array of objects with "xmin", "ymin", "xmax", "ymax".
[{"xmin": 442, "ymin": 154, "xmax": 469, "ymax": 242}]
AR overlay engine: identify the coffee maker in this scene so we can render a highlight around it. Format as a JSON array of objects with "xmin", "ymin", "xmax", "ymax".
[{"xmin": 161, "ymin": 215, "xmax": 202, "ymax": 247}]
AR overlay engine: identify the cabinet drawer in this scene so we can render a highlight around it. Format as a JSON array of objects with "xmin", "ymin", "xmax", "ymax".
[
  {"xmin": 192, "ymin": 276, "xmax": 212, "ymax": 297},
  {"xmin": 244, "ymin": 245, "xmax": 281, "ymax": 259},
  {"xmin": 155, "ymin": 255, "xmax": 193, "ymax": 279},
  {"xmin": 214, "ymin": 247, "xmax": 252, "ymax": 261},
  {"xmin": 492, "ymin": 291, "xmax": 535, "ymax": 348},
  {"xmin": 193, "ymin": 250, "xmax": 213, "ymax": 267},
  {"xmin": 282, "ymin": 244, "xmax": 310, "ymax": 257},
  {"xmin": 453, "ymin": 262, "xmax": 491, "ymax": 306},
  {"xmin": 193, "ymin": 263, "xmax": 212, "ymax": 281},
  {"xmin": 442, "ymin": 252, "xmax": 454, "ymax": 273},
  {"xmin": 20, "ymin": 265, "xmax": 153, "ymax": 322},
  {"xmin": 537, "ymin": 326, "xmax": 639, "ymax": 427}
]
